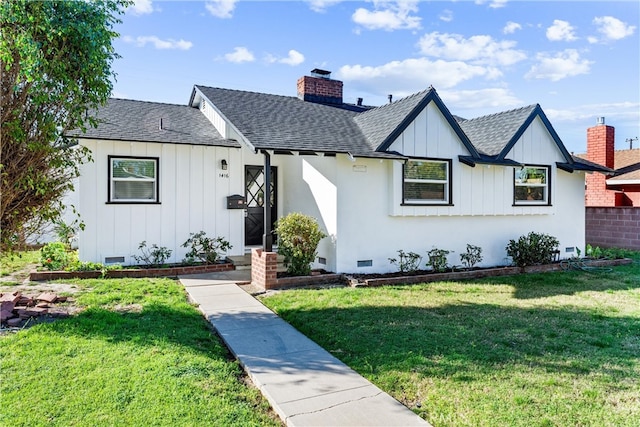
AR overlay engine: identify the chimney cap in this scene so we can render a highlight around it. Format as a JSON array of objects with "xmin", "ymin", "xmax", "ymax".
[
  {"xmin": 311, "ymin": 68, "xmax": 331, "ymax": 79},
  {"xmin": 596, "ymin": 116, "xmax": 605, "ymax": 125}
]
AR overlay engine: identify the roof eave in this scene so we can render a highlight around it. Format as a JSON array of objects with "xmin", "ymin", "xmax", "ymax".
[
  {"xmin": 556, "ymin": 161, "xmax": 613, "ymax": 174},
  {"xmin": 459, "ymin": 155, "xmax": 523, "ymax": 167},
  {"xmin": 606, "ymin": 179, "xmax": 640, "ymax": 185}
]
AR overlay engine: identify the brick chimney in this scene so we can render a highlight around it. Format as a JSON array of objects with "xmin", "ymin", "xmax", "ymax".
[
  {"xmin": 586, "ymin": 117, "xmax": 615, "ymax": 168},
  {"xmin": 585, "ymin": 117, "xmax": 617, "ymax": 206},
  {"xmin": 297, "ymin": 69, "xmax": 343, "ymax": 105}
]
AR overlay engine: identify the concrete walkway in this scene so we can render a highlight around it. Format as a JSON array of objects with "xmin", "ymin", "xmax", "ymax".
[{"xmin": 179, "ymin": 271, "xmax": 430, "ymax": 427}]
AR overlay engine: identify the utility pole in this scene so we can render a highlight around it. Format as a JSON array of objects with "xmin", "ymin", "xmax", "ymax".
[{"xmin": 626, "ymin": 137, "xmax": 638, "ymax": 150}]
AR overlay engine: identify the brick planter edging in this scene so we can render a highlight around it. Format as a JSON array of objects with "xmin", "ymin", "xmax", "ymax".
[
  {"xmin": 29, "ymin": 263, "xmax": 234, "ymax": 281},
  {"xmin": 361, "ymin": 258, "xmax": 633, "ymax": 287},
  {"xmin": 268, "ymin": 273, "xmax": 346, "ymax": 290}
]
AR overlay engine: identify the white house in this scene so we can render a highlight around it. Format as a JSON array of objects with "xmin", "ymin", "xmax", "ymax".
[{"xmin": 69, "ymin": 69, "xmax": 609, "ymax": 273}]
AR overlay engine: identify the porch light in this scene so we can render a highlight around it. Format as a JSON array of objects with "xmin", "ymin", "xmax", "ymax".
[{"xmin": 220, "ymin": 159, "xmax": 228, "ymax": 170}]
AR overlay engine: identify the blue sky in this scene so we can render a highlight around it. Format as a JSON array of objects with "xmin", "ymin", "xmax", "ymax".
[{"xmin": 111, "ymin": 0, "xmax": 639, "ymax": 154}]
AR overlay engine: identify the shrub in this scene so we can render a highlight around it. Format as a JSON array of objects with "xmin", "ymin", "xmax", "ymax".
[
  {"xmin": 132, "ymin": 241, "xmax": 173, "ymax": 268},
  {"xmin": 40, "ymin": 242, "xmax": 72, "ymax": 271},
  {"xmin": 276, "ymin": 213, "xmax": 326, "ymax": 276},
  {"xmin": 586, "ymin": 244, "xmax": 603, "ymax": 259},
  {"xmin": 388, "ymin": 250, "xmax": 422, "ymax": 273},
  {"xmin": 460, "ymin": 244, "xmax": 483, "ymax": 269},
  {"xmin": 427, "ymin": 248, "xmax": 450, "ymax": 272},
  {"xmin": 182, "ymin": 232, "xmax": 232, "ymax": 265},
  {"xmin": 506, "ymin": 232, "xmax": 559, "ymax": 267}
]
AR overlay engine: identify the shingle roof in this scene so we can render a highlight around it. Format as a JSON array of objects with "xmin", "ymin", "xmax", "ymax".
[
  {"xmin": 458, "ymin": 105, "xmax": 538, "ymax": 156},
  {"xmin": 68, "ymin": 98, "xmax": 239, "ymax": 148},
  {"xmin": 194, "ymin": 86, "xmax": 404, "ymax": 158},
  {"xmin": 353, "ymin": 89, "xmax": 431, "ymax": 151},
  {"xmin": 611, "ymin": 150, "xmax": 640, "ymax": 182}
]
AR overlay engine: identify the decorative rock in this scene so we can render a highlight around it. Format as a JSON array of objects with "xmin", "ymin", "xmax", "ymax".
[
  {"xmin": 36, "ymin": 292, "xmax": 58, "ymax": 303},
  {"xmin": 0, "ymin": 292, "xmax": 21, "ymax": 303},
  {"xmin": 6, "ymin": 317, "xmax": 23, "ymax": 327}
]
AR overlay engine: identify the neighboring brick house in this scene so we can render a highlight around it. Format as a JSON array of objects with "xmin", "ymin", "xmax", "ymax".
[{"xmin": 581, "ymin": 118, "xmax": 640, "ymax": 206}]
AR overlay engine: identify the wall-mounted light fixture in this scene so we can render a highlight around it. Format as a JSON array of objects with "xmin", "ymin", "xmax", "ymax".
[{"xmin": 220, "ymin": 159, "xmax": 228, "ymax": 170}]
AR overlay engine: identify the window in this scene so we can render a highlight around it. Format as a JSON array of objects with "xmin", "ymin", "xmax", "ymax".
[
  {"xmin": 403, "ymin": 158, "xmax": 451, "ymax": 204},
  {"xmin": 108, "ymin": 156, "xmax": 159, "ymax": 203},
  {"xmin": 514, "ymin": 165, "xmax": 550, "ymax": 205}
]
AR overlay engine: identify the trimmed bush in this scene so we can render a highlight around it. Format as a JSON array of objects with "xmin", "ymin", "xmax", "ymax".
[
  {"xmin": 389, "ymin": 250, "xmax": 422, "ymax": 273},
  {"xmin": 276, "ymin": 213, "xmax": 326, "ymax": 276},
  {"xmin": 506, "ymin": 232, "xmax": 559, "ymax": 267}
]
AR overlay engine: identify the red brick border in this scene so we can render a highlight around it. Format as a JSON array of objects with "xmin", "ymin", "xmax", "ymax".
[
  {"xmin": 29, "ymin": 262, "xmax": 234, "ymax": 281},
  {"xmin": 362, "ymin": 258, "xmax": 632, "ymax": 287}
]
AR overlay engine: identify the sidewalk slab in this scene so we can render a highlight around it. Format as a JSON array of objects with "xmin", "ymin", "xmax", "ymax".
[{"xmin": 179, "ymin": 273, "xmax": 431, "ymax": 427}]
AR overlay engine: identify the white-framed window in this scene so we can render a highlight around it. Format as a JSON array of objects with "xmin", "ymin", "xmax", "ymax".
[
  {"xmin": 108, "ymin": 156, "xmax": 159, "ymax": 203},
  {"xmin": 403, "ymin": 158, "xmax": 451, "ymax": 205},
  {"xmin": 514, "ymin": 165, "xmax": 550, "ymax": 205}
]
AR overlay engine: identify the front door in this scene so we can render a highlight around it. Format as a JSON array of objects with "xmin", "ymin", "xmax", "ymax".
[{"xmin": 245, "ymin": 165, "xmax": 277, "ymax": 246}]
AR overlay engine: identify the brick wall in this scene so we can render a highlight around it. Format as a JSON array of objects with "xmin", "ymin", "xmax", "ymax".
[
  {"xmin": 586, "ymin": 207, "xmax": 640, "ymax": 250},
  {"xmin": 296, "ymin": 75, "xmax": 343, "ymax": 104}
]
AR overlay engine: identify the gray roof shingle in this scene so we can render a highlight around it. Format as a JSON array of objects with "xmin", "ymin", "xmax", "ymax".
[
  {"xmin": 194, "ymin": 86, "xmax": 397, "ymax": 157},
  {"xmin": 353, "ymin": 89, "xmax": 431, "ymax": 151},
  {"xmin": 459, "ymin": 104, "xmax": 538, "ymax": 156},
  {"xmin": 68, "ymin": 98, "xmax": 239, "ymax": 148}
]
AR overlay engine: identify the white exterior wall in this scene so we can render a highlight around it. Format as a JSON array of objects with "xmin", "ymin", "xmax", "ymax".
[
  {"xmin": 279, "ymin": 155, "xmax": 339, "ymax": 272},
  {"xmin": 330, "ymin": 107, "xmax": 587, "ymax": 273},
  {"xmin": 77, "ymin": 139, "xmax": 245, "ymax": 265}
]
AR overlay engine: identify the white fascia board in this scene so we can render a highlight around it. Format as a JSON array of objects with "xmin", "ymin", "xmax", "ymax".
[{"xmin": 606, "ymin": 179, "xmax": 640, "ymax": 185}]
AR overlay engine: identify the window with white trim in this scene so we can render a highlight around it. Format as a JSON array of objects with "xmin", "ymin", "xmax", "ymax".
[
  {"xmin": 403, "ymin": 159, "xmax": 451, "ymax": 204},
  {"xmin": 109, "ymin": 156, "xmax": 159, "ymax": 203},
  {"xmin": 514, "ymin": 165, "xmax": 550, "ymax": 205}
]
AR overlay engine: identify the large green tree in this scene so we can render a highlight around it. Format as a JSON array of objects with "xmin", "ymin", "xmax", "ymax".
[{"xmin": 0, "ymin": 0, "xmax": 129, "ymax": 252}]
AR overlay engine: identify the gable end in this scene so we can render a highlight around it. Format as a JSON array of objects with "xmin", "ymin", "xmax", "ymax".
[
  {"xmin": 376, "ymin": 89, "xmax": 480, "ymax": 157},
  {"xmin": 498, "ymin": 105, "xmax": 573, "ymax": 164}
]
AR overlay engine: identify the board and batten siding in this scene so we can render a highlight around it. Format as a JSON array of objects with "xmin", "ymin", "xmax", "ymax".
[
  {"xmin": 331, "ymin": 106, "xmax": 587, "ymax": 273},
  {"xmin": 77, "ymin": 139, "xmax": 244, "ymax": 265}
]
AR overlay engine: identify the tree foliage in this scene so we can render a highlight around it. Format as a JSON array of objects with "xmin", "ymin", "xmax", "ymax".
[{"xmin": 0, "ymin": 0, "xmax": 129, "ymax": 252}]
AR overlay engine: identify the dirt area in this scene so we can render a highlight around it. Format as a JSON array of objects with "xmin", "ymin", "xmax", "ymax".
[{"xmin": 0, "ymin": 264, "xmax": 84, "ymax": 335}]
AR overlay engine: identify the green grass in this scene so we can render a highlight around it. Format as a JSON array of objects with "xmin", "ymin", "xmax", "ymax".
[
  {"xmin": 261, "ymin": 256, "xmax": 640, "ymax": 427},
  {"xmin": 1, "ymin": 277, "xmax": 280, "ymax": 427},
  {"xmin": 0, "ymin": 249, "xmax": 40, "ymax": 279}
]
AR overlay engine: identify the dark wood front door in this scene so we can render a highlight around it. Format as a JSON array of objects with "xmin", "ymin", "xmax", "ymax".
[{"xmin": 245, "ymin": 165, "xmax": 277, "ymax": 246}]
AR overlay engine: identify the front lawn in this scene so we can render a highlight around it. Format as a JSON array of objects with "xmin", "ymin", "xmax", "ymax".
[
  {"xmin": 261, "ymin": 257, "xmax": 640, "ymax": 426},
  {"xmin": 1, "ymin": 277, "xmax": 280, "ymax": 427}
]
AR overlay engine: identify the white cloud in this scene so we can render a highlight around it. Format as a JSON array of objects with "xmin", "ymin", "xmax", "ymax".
[
  {"xmin": 267, "ymin": 50, "xmax": 305, "ymax": 66},
  {"xmin": 591, "ymin": 16, "xmax": 636, "ymax": 42},
  {"xmin": 224, "ymin": 47, "xmax": 255, "ymax": 63},
  {"xmin": 525, "ymin": 49, "xmax": 592, "ymax": 82},
  {"xmin": 441, "ymin": 88, "xmax": 523, "ymax": 110},
  {"xmin": 475, "ymin": 0, "xmax": 508, "ymax": 9},
  {"xmin": 546, "ymin": 19, "xmax": 578, "ymax": 42},
  {"xmin": 546, "ymin": 102, "xmax": 640, "ymax": 123},
  {"xmin": 338, "ymin": 58, "xmax": 500, "ymax": 96},
  {"xmin": 205, "ymin": 0, "xmax": 237, "ymax": 19},
  {"xmin": 439, "ymin": 10, "xmax": 453, "ymax": 23},
  {"xmin": 128, "ymin": 0, "xmax": 154, "ymax": 15},
  {"xmin": 307, "ymin": 0, "xmax": 342, "ymax": 13},
  {"xmin": 503, "ymin": 21, "xmax": 522, "ymax": 34},
  {"xmin": 352, "ymin": 1, "xmax": 421, "ymax": 31},
  {"xmin": 417, "ymin": 32, "xmax": 527, "ymax": 66},
  {"xmin": 122, "ymin": 35, "xmax": 193, "ymax": 50}
]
